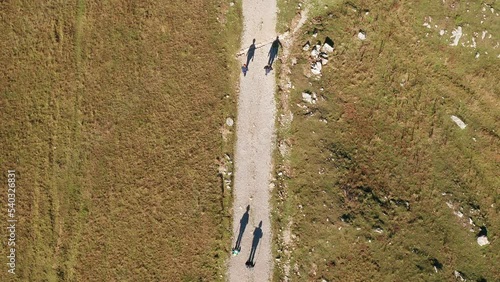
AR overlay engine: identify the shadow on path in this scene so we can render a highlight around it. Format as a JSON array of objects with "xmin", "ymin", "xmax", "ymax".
[
  {"xmin": 245, "ymin": 221, "xmax": 263, "ymax": 268},
  {"xmin": 267, "ymin": 36, "xmax": 282, "ymax": 66},
  {"xmin": 246, "ymin": 39, "xmax": 256, "ymax": 68},
  {"xmin": 233, "ymin": 205, "xmax": 250, "ymax": 252}
]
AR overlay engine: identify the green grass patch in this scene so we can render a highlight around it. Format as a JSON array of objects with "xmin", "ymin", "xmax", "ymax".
[
  {"xmin": 277, "ymin": 0, "xmax": 499, "ymax": 280},
  {"xmin": 277, "ymin": 0, "xmax": 304, "ymax": 33}
]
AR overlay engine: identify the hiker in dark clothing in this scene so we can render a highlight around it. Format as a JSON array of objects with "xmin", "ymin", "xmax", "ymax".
[
  {"xmin": 233, "ymin": 205, "xmax": 250, "ymax": 253},
  {"xmin": 242, "ymin": 64, "xmax": 248, "ymax": 76},
  {"xmin": 267, "ymin": 36, "xmax": 282, "ymax": 66},
  {"xmin": 246, "ymin": 39, "xmax": 257, "ymax": 68},
  {"xmin": 264, "ymin": 65, "xmax": 273, "ymax": 75},
  {"xmin": 245, "ymin": 221, "xmax": 263, "ymax": 268}
]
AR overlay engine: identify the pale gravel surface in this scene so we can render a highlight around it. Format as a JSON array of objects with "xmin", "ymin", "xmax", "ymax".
[{"xmin": 228, "ymin": 0, "xmax": 277, "ymax": 281}]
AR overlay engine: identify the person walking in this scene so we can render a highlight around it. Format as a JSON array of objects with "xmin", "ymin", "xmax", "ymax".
[
  {"xmin": 246, "ymin": 39, "xmax": 256, "ymax": 68},
  {"xmin": 264, "ymin": 65, "xmax": 273, "ymax": 75},
  {"xmin": 245, "ymin": 221, "xmax": 263, "ymax": 268},
  {"xmin": 267, "ymin": 36, "xmax": 282, "ymax": 66},
  {"xmin": 232, "ymin": 205, "xmax": 250, "ymax": 254},
  {"xmin": 242, "ymin": 64, "xmax": 248, "ymax": 76}
]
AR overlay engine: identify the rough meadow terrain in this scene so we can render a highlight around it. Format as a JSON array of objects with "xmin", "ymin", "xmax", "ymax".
[
  {"xmin": 1, "ymin": 1, "xmax": 241, "ymax": 281},
  {"xmin": 274, "ymin": 0, "xmax": 499, "ymax": 281}
]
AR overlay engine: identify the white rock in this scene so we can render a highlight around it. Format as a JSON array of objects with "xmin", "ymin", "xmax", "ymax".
[
  {"xmin": 322, "ymin": 42, "xmax": 334, "ymax": 53},
  {"xmin": 477, "ymin": 235, "xmax": 490, "ymax": 246},
  {"xmin": 469, "ymin": 218, "xmax": 475, "ymax": 225},
  {"xmin": 482, "ymin": 30, "xmax": 487, "ymax": 40},
  {"xmin": 311, "ymin": 48, "xmax": 319, "ymax": 58},
  {"xmin": 321, "ymin": 58, "xmax": 329, "ymax": 65},
  {"xmin": 475, "ymin": 52, "xmax": 480, "ymax": 59},
  {"xmin": 311, "ymin": 61, "xmax": 322, "ymax": 75},
  {"xmin": 311, "ymin": 92, "xmax": 317, "ymax": 103},
  {"xmin": 358, "ymin": 31, "xmax": 366, "ymax": 40},
  {"xmin": 229, "ymin": 2, "xmax": 234, "ymax": 6},
  {"xmin": 446, "ymin": 201, "xmax": 454, "ymax": 209},
  {"xmin": 450, "ymin": 26, "xmax": 462, "ymax": 46},
  {"xmin": 302, "ymin": 42, "xmax": 310, "ymax": 51},
  {"xmin": 439, "ymin": 29, "xmax": 446, "ymax": 36},
  {"xmin": 454, "ymin": 271, "xmax": 466, "ymax": 281},
  {"xmin": 423, "ymin": 22, "xmax": 431, "ymax": 28},
  {"xmin": 226, "ymin": 117, "xmax": 234, "ymax": 127},
  {"xmin": 302, "ymin": 93, "xmax": 313, "ymax": 104},
  {"xmin": 451, "ymin": 115, "xmax": 467, "ymax": 129}
]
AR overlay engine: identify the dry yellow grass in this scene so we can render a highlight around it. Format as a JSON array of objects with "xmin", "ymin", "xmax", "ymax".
[{"xmin": 0, "ymin": 1, "xmax": 241, "ymax": 281}]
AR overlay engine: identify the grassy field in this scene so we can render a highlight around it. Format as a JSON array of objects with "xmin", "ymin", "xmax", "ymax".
[
  {"xmin": 0, "ymin": 1, "xmax": 241, "ymax": 281},
  {"xmin": 275, "ymin": 0, "xmax": 499, "ymax": 281},
  {"xmin": 277, "ymin": 0, "xmax": 303, "ymax": 33}
]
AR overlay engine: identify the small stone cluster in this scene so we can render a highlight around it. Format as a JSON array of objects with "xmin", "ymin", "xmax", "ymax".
[
  {"xmin": 302, "ymin": 35, "xmax": 335, "ymax": 75},
  {"xmin": 443, "ymin": 193, "xmax": 490, "ymax": 247},
  {"xmin": 218, "ymin": 153, "xmax": 233, "ymax": 191}
]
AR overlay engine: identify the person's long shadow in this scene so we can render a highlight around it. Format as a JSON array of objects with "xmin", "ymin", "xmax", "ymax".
[
  {"xmin": 233, "ymin": 205, "xmax": 250, "ymax": 252},
  {"xmin": 246, "ymin": 39, "xmax": 256, "ymax": 68},
  {"xmin": 245, "ymin": 221, "xmax": 263, "ymax": 268},
  {"xmin": 267, "ymin": 36, "xmax": 282, "ymax": 66}
]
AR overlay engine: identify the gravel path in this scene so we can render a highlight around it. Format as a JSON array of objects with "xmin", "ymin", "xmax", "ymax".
[{"xmin": 228, "ymin": 0, "xmax": 277, "ymax": 281}]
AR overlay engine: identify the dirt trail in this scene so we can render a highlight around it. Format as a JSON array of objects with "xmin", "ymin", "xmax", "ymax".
[{"xmin": 228, "ymin": 0, "xmax": 277, "ymax": 281}]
